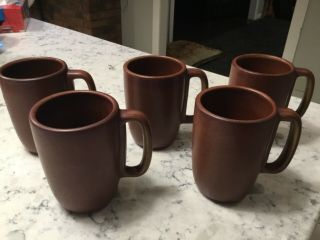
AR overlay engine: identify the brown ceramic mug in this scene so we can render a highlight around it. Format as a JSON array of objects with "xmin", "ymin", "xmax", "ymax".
[
  {"xmin": 229, "ymin": 53, "xmax": 315, "ymax": 117},
  {"xmin": 124, "ymin": 55, "xmax": 208, "ymax": 149},
  {"xmin": 0, "ymin": 57, "xmax": 96, "ymax": 153},
  {"xmin": 192, "ymin": 86, "xmax": 301, "ymax": 202},
  {"xmin": 29, "ymin": 90, "xmax": 152, "ymax": 213}
]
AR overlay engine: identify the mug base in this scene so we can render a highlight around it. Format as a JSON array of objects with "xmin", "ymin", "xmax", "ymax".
[
  {"xmin": 204, "ymin": 194, "xmax": 247, "ymax": 205},
  {"xmin": 27, "ymin": 150, "xmax": 38, "ymax": 156},
  {"xmin": 197, "ymin": 186, "xmax": 248, "ymax": 204},
  {"xmin": 134, "ymin": 139, "xmax": 175, "ymax": 150},
  {"xmin": 60, "ymin": 198, "xmax": 114, "ymax": 214}
]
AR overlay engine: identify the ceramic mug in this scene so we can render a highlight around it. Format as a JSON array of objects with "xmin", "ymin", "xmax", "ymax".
[
  {"xmin": 192, "ymin": 86, "xmax": 301, "ymax": 202},
  {"xmin": 29, "ymin": 90, "xmax": 152, "ymax": 213},
  {"xmin": 124, "ymin": 55, "xmax": 208, "ymax": 149},
  {"xmin": 229, "ymin": 53, "xmax": 315, "ymax": 116},
  {"xmin": 0, "ymin": 57, "xmax": 96, "ymax": 153}
]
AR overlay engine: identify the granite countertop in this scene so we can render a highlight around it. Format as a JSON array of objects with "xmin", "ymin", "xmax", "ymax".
[{"xmin": 0, "ymin": 19, "xmax": 320, "ymax": 240}]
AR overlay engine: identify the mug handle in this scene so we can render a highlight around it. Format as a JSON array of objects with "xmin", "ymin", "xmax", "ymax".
[
  {"xmin": 294, "ymin": 68, "xmax": 315, "ymax": 116},
  {"xmin": 181, "ymin": 68, "xmax": 208, "ymax": 123},
  {"xmin": 262, "ymin": 108, "xmax": 301, "ymax": 174},
  {"xmin": 119, "ymin": 110, "xmax": 152, "ymax": 177},
  {"xmin": 67, "ymin": 69, "xmax": 96, "ymax": 90}
]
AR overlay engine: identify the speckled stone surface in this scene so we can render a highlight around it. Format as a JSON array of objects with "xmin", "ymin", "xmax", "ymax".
[{"xmin": 0, "ymin": 19, "xmax": 320, "ymax": 240}]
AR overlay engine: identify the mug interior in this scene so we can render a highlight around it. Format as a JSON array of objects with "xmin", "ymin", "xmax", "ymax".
[
  {"xmin": 35, "ymin": 93, "xmax": 115, "ymax": 129},
  {"xmin": 2, "ymin": 58, "xmax": 64, "ymax": 79},
  {"xmin": 127, "ymin": 56, "xmax": 184, "ymax": 77},
  {"xmin": 236, "ymin": 55, "xmax": 292, "ymax": 75},
  {"xmin": 200, "ymin": 87, "xmax": 275, "ymax": 121}
]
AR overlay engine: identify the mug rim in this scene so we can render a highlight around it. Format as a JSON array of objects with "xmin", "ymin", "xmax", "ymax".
[
  {"xmin": 196, "ymin": 85, "xmax": 277, "ymax": 124},
  {"xmin": 123, "ymin": 55, "xmax": 186, "ymax": 79},
  {"xmin": 0, "ymin": 57, "xmax": 67, "ymax": 81},
  {"xmin": 232, "ymin": 53, "xmax": 295, "ymax": 76},
  {"xmin": 29, "ymin": 90, "xmax": 119, "ymax": 133}
]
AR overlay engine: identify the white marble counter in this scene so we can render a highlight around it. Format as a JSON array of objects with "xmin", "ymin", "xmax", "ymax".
[{"xmin": 0, "ymin": 19, "xmax": 320, "ymax": 240}]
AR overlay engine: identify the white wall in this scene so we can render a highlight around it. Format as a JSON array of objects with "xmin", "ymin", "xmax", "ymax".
[
  {"xmin": 121, "ymin": 0, "xmax": 170, "ymax": 55},
  {"xmin": 152, "ymin": 0, "xmax": 169, "ymax": 54},
  {"xmin": 291, "ymin": 0, "xmax": 320, "ymax": 103},
  {"xmin": 248, "ymin": 0, "xmax": 265, "ymax": 20},
  {"xmin": 121, "ymin": 0, "xmax": 153, "ymax": 53},
  {"xmin": 282, "ymin": 0, "xmax": 309, "ymax": 62}
]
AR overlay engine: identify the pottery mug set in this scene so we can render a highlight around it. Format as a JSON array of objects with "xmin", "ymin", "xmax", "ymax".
[{"xmin": 0, "ymin": 54, "xmax": 314, "ymax": 213}]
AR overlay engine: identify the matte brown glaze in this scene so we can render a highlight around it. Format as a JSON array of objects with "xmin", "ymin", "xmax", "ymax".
[
  {"xmin": 124, "ymin": 55, "xmax": 208, "ymax": 149},
  {"xmin": 29, "ymin": 91, "xmax": 152, "ymax": 213},
  {"xmin": 229, "ymin": 53, "xmax": 315, "ymax": 116},
  {"xmin": 0, "ymin": 57, "xmax": 96, "ymax": 153},
  {"xmin": 229, "ymin": 54, "xmax": 315, "ymax": 116},
  {"xmin": 192, "ymin": 86, "xmax": 301, "ymax": 202}
]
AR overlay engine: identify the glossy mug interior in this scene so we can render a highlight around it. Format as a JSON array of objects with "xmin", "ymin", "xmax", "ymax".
[
  {"xmin": 124, "ymin": 55, "xmax": 208, "ymax": 149},
  {"xmin": 192, "ymin": 86, "xmax": 301, "ymax": 202},
  {"xmin": 229, "ymin": 53, "xmax": 315, "ymax": 116},
  {"xmin": 29, "ymin": 91, "xmax": 152, "ymax": 213},
  {"xmin": 0, "ymin": 57, "xmax": 96, "ymax": 153}
]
